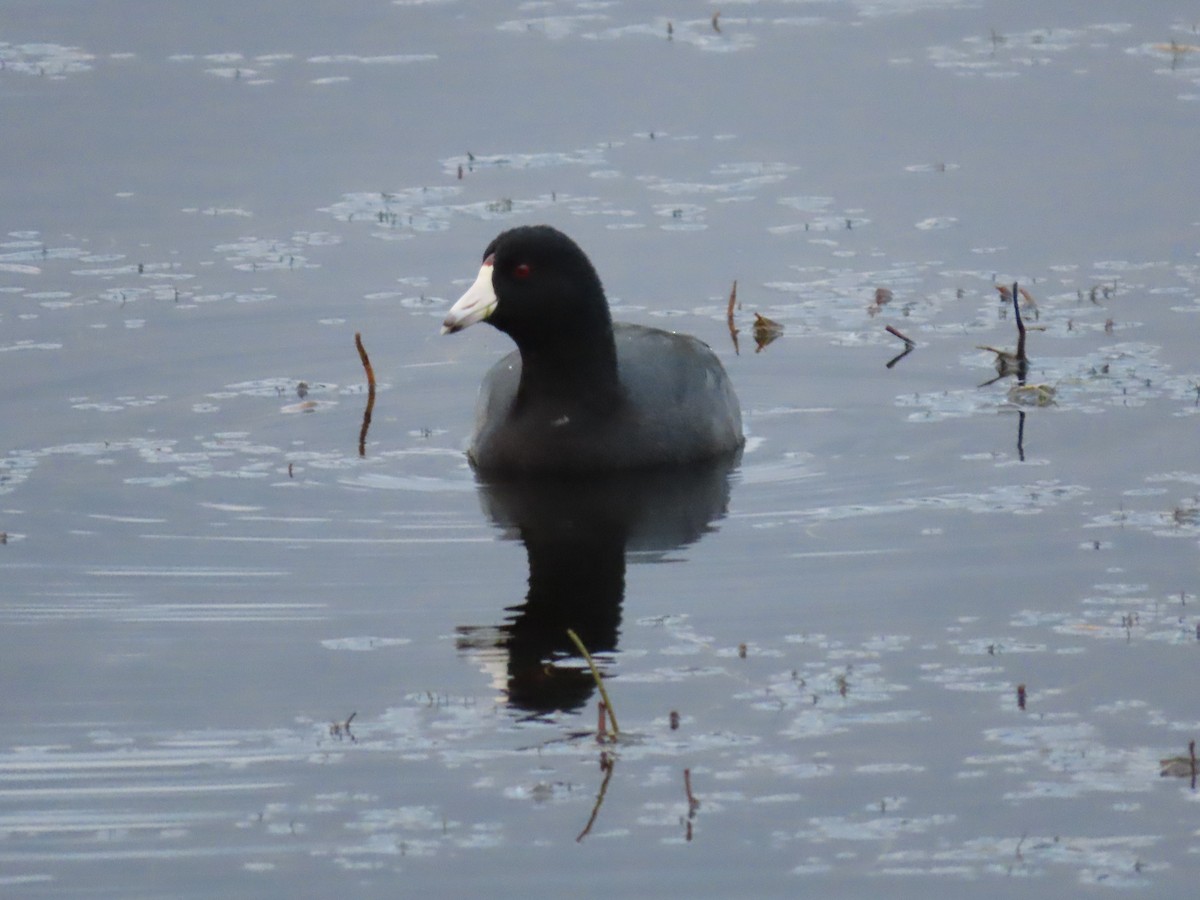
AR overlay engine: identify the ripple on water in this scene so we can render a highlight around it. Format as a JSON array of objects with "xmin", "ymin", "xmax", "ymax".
[{"xmin": 0, "ymin": 42, "xmax": 96, "ymax": 77}]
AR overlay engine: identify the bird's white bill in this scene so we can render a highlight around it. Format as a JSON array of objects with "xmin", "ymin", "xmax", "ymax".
[{"xmin": 441, "ymin": 262, "xmax": 497, "ymax": 334}]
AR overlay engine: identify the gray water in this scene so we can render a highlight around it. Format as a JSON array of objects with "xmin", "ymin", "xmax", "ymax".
[{"xmin": 3, "ymin": 1, "xmax": 1199, "ymax": 896}]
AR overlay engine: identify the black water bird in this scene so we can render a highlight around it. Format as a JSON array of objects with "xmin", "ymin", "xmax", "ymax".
[{"xmin": 442, "ymin": 226, "xmax": 743, "ymax": 473}]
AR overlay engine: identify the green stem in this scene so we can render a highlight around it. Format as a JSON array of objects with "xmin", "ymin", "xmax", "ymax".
[{"xmin": 566, "ymin": 628, "xmax": 620, "ymax": 737}]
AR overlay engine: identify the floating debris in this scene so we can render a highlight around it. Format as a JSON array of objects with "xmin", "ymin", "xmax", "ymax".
[
  {"xmin": 1153, "ymin": 41, "xmax": 1200, "ymax": 63},
  {"xmin": 281, "ymin": 399, "xmax": 320, "ymax": 413},
  {"xmin": 329, "ymin": 711, "xmax": 357, "ymax": 741},
  {"xmin": 1172, "ymin": 503, "xmax": 1200, "ymax": 527},
  {"xmin": 978, "ymin": 281, "xmax": 1030, "ymax": 386},
  {"xmin": 753, "ymin": 312, "xmax": 784, "ymax": 352},
  {"xmin": 1159, "ymin": 740, "xmax": 1196, "ymax": 787},
  {"xmin": 996, "ymin": 282, "xmax": 1036, "ymax": 305},
  {"xmin": 1007, "ymin": 383, "xmax": 1057, "ymax": 407},
  {"xmin": 869, "ymin": 287, "xmax": 893, "ymax": 317},
  {"xmin": 978, "ymin": 346, "xmax": 1023, "ymax": 371}
]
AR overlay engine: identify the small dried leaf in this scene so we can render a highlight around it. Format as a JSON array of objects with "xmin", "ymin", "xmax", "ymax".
[{"xmin": 752, "ymin": 312, "xmax": 784, "ymax": 351}]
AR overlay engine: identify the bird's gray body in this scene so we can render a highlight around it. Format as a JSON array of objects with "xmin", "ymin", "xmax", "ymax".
[{"xmin": 469, "ymin": 323, "xmax": 742, "ymax": 474}]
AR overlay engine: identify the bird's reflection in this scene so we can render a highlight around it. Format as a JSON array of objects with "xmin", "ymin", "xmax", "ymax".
[{"xmin": 455, "ymin": 455, "xmax": 738, "ymax": 716}]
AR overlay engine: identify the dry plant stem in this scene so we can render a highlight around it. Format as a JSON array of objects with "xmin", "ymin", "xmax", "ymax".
[
  {"xmin": 355, "ymin": 332, "xmax": 376, "ymax": 388},
  {"xmin": 1011, "ymin": 281, "xmax": 1027, "ymax": 363},
  {"xmin": 355, "ymin": 332, "xmax": 377, "ymax": 457},
  {"xmin": 684, "ymin": 768, "xmax": 699, "ymax": 815},
  {"xmin": 884, "ymin": 326, "xmax": 915, "ymax": 369},
  {"xmin": 566, "ymin": 628, "xmax": 620, "ymax": 736},
  {"xmin": 726, "ymin": 280, "xmax": 740, "ymax": 354}
]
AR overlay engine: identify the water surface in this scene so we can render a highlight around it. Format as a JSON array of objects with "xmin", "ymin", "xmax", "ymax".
[{"xmin": 3, "ymin": 0, "xmax": 1200, "ymax": 895}]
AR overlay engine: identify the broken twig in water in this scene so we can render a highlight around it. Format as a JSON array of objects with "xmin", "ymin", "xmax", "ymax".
[
  {"xmin": 884, "ymin": 325, "xmax": 915, "ymax": 369},
  {"xmin": 566, "ymin": 628, "xmax": 620, "ymax": 737},
  {"xmin": 885, "ymin": 325, "xmax": 914, "ymax": 347},
  {"xmin": 355, "ymin": 332, "xmax": 376, "ymax": 457}
]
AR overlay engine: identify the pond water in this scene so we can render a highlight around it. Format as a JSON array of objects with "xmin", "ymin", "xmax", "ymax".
[{"xmin": 3, "ymin": 0, "xmax": 1199, "ymax": 895}]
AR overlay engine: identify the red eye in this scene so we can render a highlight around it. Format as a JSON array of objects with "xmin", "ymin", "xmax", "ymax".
[{"xmin": 513, "ymin": 263, "xmax": 531, "ymax": 280}]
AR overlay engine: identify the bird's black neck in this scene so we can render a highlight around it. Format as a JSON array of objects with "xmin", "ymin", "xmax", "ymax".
[{"xmin": 512, "ymin": 326, "xmax": 621, "ymax": 414}]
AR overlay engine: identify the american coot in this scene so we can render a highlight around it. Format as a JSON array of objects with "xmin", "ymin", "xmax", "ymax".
[{"xmin": 442, "ymin": 225, "xmax": 743, "ymax": 474}]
